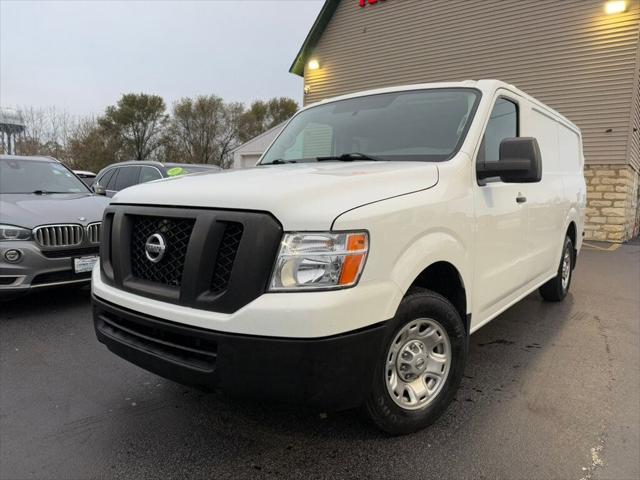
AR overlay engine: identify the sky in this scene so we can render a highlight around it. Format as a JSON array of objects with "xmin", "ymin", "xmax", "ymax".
[{"xmin": 0, "ymin": 0, "xmax": 324, "ymax": 116}]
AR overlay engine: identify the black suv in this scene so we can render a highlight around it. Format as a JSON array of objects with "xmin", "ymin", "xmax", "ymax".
[{"xmin": 93, "ymin": 161, "xmax": 221, "ymax": 198}]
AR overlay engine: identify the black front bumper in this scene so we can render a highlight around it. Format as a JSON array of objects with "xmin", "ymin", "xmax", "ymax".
[{"xmin": 93, "ymin": 296, "xmax": 387, "ymax": 410}]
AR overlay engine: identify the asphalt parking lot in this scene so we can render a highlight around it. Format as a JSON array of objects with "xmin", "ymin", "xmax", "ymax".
[{"xmin": 1, "ymin": 242, "xmax": 639, "ymax": 480}]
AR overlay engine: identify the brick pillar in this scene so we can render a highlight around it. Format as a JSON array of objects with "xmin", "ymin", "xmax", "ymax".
[{"xmin": 584, "ymin": 165, "xmax": 640, "ymax": 242}]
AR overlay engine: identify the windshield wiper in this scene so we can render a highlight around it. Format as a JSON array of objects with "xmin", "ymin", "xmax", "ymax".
[
  {"xmin": 265, "ymin": 159, "xmax": 298, "ymax": 165},
  {"xmin": 317, "ymin": 152, "xmax": 385, "ymax": 162},
  {"xmin": 31, "ymin": 190, "xmax": 70, "ymax": 195}
]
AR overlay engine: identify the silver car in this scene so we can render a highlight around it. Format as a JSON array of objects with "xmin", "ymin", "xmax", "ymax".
[{"xmin": 0, "ymin": 155, "xmax": 110, "ymax": 298}]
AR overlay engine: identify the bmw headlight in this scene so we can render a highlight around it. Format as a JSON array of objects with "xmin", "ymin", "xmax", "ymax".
[
  {"xmin": 269, "ymin": 231, "xmax": 369, "ymax": 291},
  {"xmin": 0, "ymin": 224, "xmax": 32, "ymax": 241}
]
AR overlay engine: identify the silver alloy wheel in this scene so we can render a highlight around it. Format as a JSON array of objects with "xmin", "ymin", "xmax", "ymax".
[
  {"xmin": 385, "ymin": 318, "xmax": 452, "ymax": 410},
  {"xmin": 561, "ymin": 248, "xmax": 571, "ymax": 291}
]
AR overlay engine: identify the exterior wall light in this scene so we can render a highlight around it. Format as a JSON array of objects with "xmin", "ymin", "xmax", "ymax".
[
  {"xmin": 308, "ymin": 59, "xmax": 320, "ymax": 70},
  {"xmin": 604, "ymin": 1, "xmax": 627, "ymax": 14}
]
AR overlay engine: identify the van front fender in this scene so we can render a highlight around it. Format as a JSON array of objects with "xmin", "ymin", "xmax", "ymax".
[{"xmin": 388, "ymin": 230, "xmax": 472, "ymax": 316}]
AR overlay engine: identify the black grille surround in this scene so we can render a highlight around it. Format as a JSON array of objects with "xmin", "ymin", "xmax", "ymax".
[
  {"xmin": 130, "ymin": 216, "xmax": 195, "ymax": 287},
  {"xmin": 100, "ymin": 205, "xmax": 283, "ymax": 314}
]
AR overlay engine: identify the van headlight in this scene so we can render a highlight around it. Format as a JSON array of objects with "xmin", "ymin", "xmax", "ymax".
[
  {"xmin": 0, "ymin": 224, "xmax": 32, "ymax": 241},
  {"xmin": 269, "ymin": 232, "xmax": 369, "ymax": 291}
]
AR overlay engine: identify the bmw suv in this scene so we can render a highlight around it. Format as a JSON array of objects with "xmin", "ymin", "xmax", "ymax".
[{"xmin": 0, "ymin": 155, "xmax": 109, "ymax": 298}]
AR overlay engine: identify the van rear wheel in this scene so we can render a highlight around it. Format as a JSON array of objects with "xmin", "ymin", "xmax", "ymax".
[
  {"xmin": 539, "ymin": 236, "xmax": 574, "ymax": 302},
  {"xmin": 365, "ymin": 288, "xmax": 467, "ymax": 435}
]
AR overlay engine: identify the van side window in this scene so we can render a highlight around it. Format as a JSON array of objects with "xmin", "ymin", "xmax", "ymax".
[{"xmin": 482, "ymin": 98, "xmax": 518, "ymax": 162}]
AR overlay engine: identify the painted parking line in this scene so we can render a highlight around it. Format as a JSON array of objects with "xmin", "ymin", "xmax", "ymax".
[{"xmin": 582, "ymin": 242, "xmax": 621, "ymax": 252}]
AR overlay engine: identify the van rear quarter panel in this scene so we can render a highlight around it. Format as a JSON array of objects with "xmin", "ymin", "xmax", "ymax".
[
  {"xmin": 558, "ymin": 124, "xmax": 587, "ymax": 252},
  {"xmin": 521, "ymin": 105, "xmax": 571, "ymax": 280},
  {"xmin": 524, "ymin": 103, "xmax": 585, "ymax": 264}
]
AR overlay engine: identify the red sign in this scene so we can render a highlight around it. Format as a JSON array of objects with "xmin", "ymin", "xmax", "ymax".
[{"xmin": 360, "ymin": 0, "xmax": 385, "ymax": 7}]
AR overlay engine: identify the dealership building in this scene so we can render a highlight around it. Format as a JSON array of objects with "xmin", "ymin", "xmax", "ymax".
[{"xmin": 279, "ymin": 0, "xmax": 640, "ymax": 242}]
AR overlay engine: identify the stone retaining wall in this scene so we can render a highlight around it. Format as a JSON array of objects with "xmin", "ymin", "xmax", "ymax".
[{"xmin": 584, "ymin": 164, "xmax": 639, "ymax": 242}]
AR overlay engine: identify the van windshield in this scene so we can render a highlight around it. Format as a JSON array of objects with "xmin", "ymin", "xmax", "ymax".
[{"xmin": 261, "ymin": 88, "xmax": 480, "ymax": 164}]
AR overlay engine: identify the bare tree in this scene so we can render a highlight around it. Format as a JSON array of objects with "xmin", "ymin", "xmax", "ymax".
[
  {"xmin": 238, "ymin": 97, "xmax": 298, "ymax": 143},
  {"xmin": 10, "ymin": 94, "xmax": 298, "ymax": 170},
  {"xmin": 216, "ymin": 101, "xmax": 244, "ymax": 168},
  {"xmin": 168, "ymin": 96, "xmax": 244, "ymax": 168},
  {"xmin": 67, "ymin": 116, "xmax": 119, "ymax": 172},
  {"xmin": 99, "ymin": 93, "xmax": 168, "ymax": 160},
  {"xmin": 16, "ymin": 106, "xmax": 76, "ymax": 163},
  {"xmin": 169, "ymin": 95, "xmax": 226, "ymax": 164}
]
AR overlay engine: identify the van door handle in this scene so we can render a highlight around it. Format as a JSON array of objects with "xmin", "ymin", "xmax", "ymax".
[{"xmin": 516, "ymin": 195, "xmax": 527, "ymax": 204}]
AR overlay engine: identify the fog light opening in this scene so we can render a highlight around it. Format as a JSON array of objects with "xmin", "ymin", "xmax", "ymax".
[{"xmin": 4, "ymin": 249, "xmax": 23, "ymax": 263}]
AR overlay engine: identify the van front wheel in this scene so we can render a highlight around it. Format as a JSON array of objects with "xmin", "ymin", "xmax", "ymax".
[
  {"xmin": 365, "ymin": 288, "xmax": 467, "ymax": 435},
  {"xmin": 539, "ymin": 236, "xmax": 574, "ymax": 302}
]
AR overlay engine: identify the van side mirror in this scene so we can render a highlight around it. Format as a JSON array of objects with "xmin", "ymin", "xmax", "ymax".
[
  {"xmin": 477, "ymin": 137, "xmax": 542, "ymax": 183},
  {"xmin": 93, "ymin": 184, "xmax": 107, "ymax": 196}
]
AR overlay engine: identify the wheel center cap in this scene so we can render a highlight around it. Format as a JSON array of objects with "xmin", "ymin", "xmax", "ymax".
[{"xmin": 397, "ymin": 340, "xmax": 429, "ymax": 381}]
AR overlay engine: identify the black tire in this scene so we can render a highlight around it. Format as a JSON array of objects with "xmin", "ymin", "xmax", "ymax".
[
  {"xmin": 365, "ymin": 288, "xmax": 467, "ymax": 435},
  {"xmin": 539, "ymin": 236, "xmax": 574, "ymax": 302}
]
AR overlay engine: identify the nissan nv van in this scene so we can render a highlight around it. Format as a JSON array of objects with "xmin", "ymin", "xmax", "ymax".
[{"xmin": 92, "ymin": 80, "xmax": 586, "ymax": 434}]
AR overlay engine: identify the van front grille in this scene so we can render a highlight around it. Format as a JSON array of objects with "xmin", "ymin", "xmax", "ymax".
[
  {"xmin": 99, "ymin": 205, "xmax": 282, "ymax": 314},
  {"xmin": 33, "ymin": 224, "xmax": 83, "ymax": 248},
  {"xmin": 130, "ymin": 216, "xmax": 195, "ymax": 288},
  {"xmin": 211, "ymin": 222, "xmax": 243, "ymax": 292}
]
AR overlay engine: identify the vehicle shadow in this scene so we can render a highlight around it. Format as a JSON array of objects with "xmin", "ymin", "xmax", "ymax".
[{"xmin": 1, "ymin": 284, "xmax": 91, "ymax": 320}]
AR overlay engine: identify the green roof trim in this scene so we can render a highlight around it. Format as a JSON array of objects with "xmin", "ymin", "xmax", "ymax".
[{"xmin": 289, "ymin": 0, "xmax": 340, "ymax": 77}]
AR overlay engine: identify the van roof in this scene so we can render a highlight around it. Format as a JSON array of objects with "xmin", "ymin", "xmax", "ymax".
[{"xmin": 305, "ymin": 79, "xmax": 579, "ymax": 133}]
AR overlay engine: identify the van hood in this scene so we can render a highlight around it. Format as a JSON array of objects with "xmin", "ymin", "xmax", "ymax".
[
  {"xmin": 112, "ymin": 162, "xmax": 439, "ymax": 230},
  {"xmin": 0, "ymin": 193, "xmax": 110, "ymax": 229}
]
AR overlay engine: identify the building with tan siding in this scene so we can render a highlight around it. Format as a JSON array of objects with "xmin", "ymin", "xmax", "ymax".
[{"xmin": 289, "ymin": 0, "xmax": 640, "ymax": 242}]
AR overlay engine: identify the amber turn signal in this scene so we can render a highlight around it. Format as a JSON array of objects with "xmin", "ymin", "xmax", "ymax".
[{"xmin": 339, "ymin": 233, "xmax": 368, "ymax": 286}]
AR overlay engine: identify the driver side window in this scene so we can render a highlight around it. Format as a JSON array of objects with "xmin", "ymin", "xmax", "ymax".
[{"xmin": 481, "ymin": 98, "xmax": 518, "ymax": 163}]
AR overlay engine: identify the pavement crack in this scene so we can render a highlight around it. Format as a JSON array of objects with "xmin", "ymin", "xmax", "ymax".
[
  {"xmin": 579, "ymin": 437, "xmax": 606, "ymax": 480},
  {"xmin": 477, "ymin": 339, "xmax": 515, "ymax": 347},
  {"xmin": 578, "ymin": 315, "xmax": 615, "ymax": 480}
]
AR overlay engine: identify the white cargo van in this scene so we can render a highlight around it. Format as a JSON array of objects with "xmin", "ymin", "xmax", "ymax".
[{"xmin": 92, "ymin": 80, "xmax": 586, "ymax": 434}]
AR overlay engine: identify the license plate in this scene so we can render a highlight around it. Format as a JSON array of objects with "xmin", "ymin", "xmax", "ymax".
[{"xmin": 74, "ymin": 256, "xmax": 98, "ymax": 274}]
